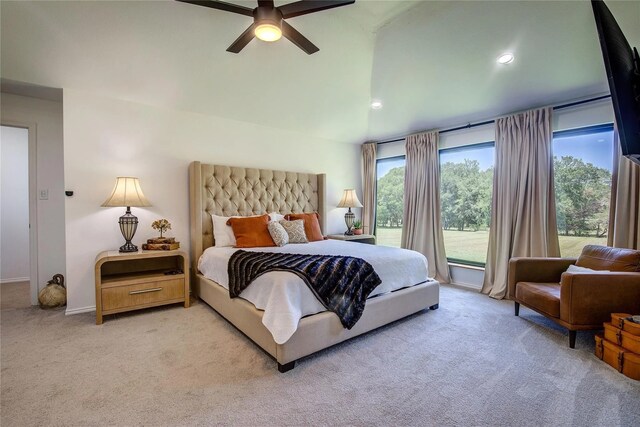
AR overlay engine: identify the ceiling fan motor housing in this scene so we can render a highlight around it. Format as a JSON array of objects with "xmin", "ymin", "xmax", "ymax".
[{"xmin": 254, "ymin": 6, "xmax": 283, "ymax": 29}]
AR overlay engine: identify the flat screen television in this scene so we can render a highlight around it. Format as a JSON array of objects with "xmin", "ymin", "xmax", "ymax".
[{"xmin": 591, "ymin": 0, "xmax": 640, "ymax": 165}]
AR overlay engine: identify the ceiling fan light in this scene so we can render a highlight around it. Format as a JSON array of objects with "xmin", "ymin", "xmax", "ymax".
[{"xmin": 255, "ymin": 23, "xmax": 282, "ymax": 42}]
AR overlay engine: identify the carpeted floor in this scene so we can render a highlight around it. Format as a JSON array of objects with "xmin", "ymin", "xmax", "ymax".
[{"xmin": 1, "ymin": 284, "xmax": 639, "ymax": 426}]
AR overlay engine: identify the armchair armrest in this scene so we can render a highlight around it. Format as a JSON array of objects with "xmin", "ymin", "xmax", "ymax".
[
  {"xmin": 508, "ymin": 257, "xmax": 577, "ymax": 300},
  {"xmin": 560, "ymin": 272, "xmax": 640, "ymax": 326}
]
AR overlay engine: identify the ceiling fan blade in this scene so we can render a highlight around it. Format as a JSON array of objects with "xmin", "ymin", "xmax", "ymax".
[
  {"xmin": 281, "ymin": 20, "xmax": 319, "ymax": 55},
  {"xmin": 257, "ymin": 0, "xmax": 274, "ymax": 7},
  {"xmin": 227, "ymin": 23, "xmax": 256, "ymax": 53},
  {"xmin": 279, "ymin": 0, "xmax": 355, "ymax": 19},
  {"xmin": 175, "ymin": 0, "xmax": 254, "ymax": 17}
]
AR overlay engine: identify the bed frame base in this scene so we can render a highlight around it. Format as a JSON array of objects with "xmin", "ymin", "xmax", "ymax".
[
  {"xmin": 430, "ymin": 303, "xmax": 439, "ymax": 310},
  {"xmin": 278, "ymin": 361, "xmax": 296, "ymax": 373},
  {"xmin": 195, "ymin": 273, "xmax": 440, "ymax": 371}
]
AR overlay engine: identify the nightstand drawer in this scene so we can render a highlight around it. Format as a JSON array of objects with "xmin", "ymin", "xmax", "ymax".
[{"xmin": 101, "ymin": 278, "xmax": 185, "ymax": 312}]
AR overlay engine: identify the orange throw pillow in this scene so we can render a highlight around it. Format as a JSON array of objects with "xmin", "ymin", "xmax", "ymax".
[
  {"xmin": 285, "ymin": 212, "xmax": 323, "ymax": 242},
  {"xmin": 226, "ymin": 214, "xmax": 275, "ymax": 248}
]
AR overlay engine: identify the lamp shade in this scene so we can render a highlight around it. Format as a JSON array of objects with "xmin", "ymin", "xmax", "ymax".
[
  {"xmin": 337, "ymin": 189, "xmax": 363, "ymax": 208},
  {"xmin": 101, "ymin": 177, "xmax": 151, "ymax": 208}
]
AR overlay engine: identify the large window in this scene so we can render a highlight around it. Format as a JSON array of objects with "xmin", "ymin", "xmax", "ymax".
[
  {"xmin": 375, "ymin": 156, "xmax": 405, "ymax": 247},
  {"xmin": 553, "ymin": 124, "xmax": 614, "ymax": 257},
  {"xmin": 439, "ymin": 143, "xmax": 495, "ymax": 266}
]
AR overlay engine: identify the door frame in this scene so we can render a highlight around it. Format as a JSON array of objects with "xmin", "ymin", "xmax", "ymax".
[{"xmin": 1, "ymin": 120, "xmax": 39, "ymax": 305}]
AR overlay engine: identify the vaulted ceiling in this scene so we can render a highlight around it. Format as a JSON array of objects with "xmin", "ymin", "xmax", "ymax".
[{"xmin": 2, "ymin": 1, "xmax": 639, "ymax": 144}]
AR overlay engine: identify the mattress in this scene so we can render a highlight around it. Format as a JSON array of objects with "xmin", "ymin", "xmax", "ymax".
[{"xmin": 198, "ymin": 239, "xmax": 430, "ymax": 344}]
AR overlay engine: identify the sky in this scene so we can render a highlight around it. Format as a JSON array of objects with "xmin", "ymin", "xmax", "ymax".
[{"xmin": 377, "ymin": 128, "xmax": 615, "ymax": 178}]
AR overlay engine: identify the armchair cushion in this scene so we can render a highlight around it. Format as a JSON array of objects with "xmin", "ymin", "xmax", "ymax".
[
  {"xmin": 515, "ymin": 282, "xmax": 561, "ymax": 318},
  {"xmin": 576, "ymin": 245, "xmax": 640, "ymax": 272}
]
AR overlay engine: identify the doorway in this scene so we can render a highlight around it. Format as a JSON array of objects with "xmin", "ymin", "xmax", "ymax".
[{"xmin": 1, "ymin": 124, "xmax": 37, "ymax": 307}]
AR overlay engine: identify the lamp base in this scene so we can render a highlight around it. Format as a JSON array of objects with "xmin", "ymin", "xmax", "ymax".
[
  {"xmin": 118, "ymin": 207, "xmax": 139, "ymax": 253},
  {"xmin": 119, "ymin": 242, "xmax": 139, "ymax": 253},
  {"xmin": 344, "ymin": 208, "xmax": 355, "ymax": 236}
]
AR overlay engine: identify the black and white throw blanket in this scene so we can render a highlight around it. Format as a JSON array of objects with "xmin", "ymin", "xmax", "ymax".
[{"xmin": 228, "ymin": 250, "xmax": 382, "ymax": 329}]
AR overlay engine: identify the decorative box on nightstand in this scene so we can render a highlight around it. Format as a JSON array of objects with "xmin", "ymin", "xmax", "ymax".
[
  {"xmin": 94, "ymin": 250, "xmax": 190, "ymax": 324},
  {"xmin": 326, "ymin": 234, "xmax": 376, "ymax": 245}
]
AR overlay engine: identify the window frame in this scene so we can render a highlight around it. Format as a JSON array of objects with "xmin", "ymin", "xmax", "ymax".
[
  {"xmin": 439, "ymin": 141, "xmax": 496, "ymax": 268},
  {"xmin": 552, "ymin": 123, "xmax": 614, "ymax": 139},
  {"xmin": 374, "ymin": 155, "xmax": 406, "ymax": 239}
]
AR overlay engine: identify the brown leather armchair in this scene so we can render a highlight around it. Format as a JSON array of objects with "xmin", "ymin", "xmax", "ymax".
[{"xmin": 508, "ymin": 245, "xmax": 640, "ymax": 348}]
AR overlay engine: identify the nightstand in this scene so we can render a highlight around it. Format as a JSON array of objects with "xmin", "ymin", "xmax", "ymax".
[
  {"xmin": 94, "ymin": 250, "xmax": 190, "ymax": 324},
  {"xmin": 326, "ymin": 234, "xmax": 376, "ymax": 245}
]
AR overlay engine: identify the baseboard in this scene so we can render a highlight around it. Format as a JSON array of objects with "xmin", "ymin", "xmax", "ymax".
[
  {"xmin": 0, "ymin": 277, "xmax": 30, "ymax": 284},
  {"xmin": 65, "ymin": 305, "xmax": 95, "ymax": 315},
  {"xmin": 445, "ymin": 281, "xmax": 482, "ymax": 291}
]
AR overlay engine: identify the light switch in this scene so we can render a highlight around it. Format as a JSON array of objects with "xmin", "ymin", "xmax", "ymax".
[{"xmin": 39, "ymin": 189, "xmax": 49, "ymax": 200}]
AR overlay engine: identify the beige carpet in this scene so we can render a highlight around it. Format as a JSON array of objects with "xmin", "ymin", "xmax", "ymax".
[{"xmin": 1, "ymin": 284, "xmax": 639, "ymax": 426}]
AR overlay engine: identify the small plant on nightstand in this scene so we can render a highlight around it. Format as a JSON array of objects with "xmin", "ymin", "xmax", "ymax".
[
  {"xmin": 353, "ymin": 220, "xmax": 363, "ymax": 235},
  {"xmin": 151, "ymin": 219, "xmax": 171, "ymax": 238}
]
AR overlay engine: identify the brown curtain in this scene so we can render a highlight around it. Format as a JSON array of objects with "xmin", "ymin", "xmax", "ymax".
[
  {"xmin": 401, "ymin": 131, "xmax": 451, "ymax": 283},
  {"xmin": 482, "ymin": 107, "xmax": 560, "ymax": 299},
  {"xmin": 361, "ymin": 143, "xmax": 377, "ymax": 235},
  {"xmin": 608, "ymin": 129, "xmax": 640, "ymax": 249}
]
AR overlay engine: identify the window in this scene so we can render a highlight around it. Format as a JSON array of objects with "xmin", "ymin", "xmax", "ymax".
[
  {"xmin": 439, "ymin": 142, "xmax": 495, "ymax": 266},
  {"xmin": 553, "ymin": 124, "xmax": 614, "ymax": 258},
  {"xmin": 375, "ymin": 156, "xmax": 405, "ymax": 247}
]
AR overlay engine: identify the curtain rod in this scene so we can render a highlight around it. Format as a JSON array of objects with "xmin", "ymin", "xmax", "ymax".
[{"xmin": 375, "ymin": 94, "xmax": 612, "ymax": 146}]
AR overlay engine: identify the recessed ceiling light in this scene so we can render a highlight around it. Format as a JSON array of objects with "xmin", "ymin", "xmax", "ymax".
[
  {"xmin": 497, "ymin": 53, "xmax": 515, "ymax": 64},
  {"xmin": 371, "ymin": 100, "xmax": 383, "ymax": 110}
]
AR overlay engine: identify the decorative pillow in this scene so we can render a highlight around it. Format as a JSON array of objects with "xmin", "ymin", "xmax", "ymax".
[
  {"xmin": 566, "ymin": 264, "xmax": 611, "ymax": 274},
  {"xmin": 285, "ymin": 212, "xmax": 323, "ymax": 242},
  {"xmin": 211, "ymin": 213, "xmax": 237, "ymax": 247},
  {"xmin": 269, "ymin": 212, "xmax": 285, "ymax": 222},
  {"xmin": 279, "ymin": 219, "xmax": 308, "ymax": 244},
  {"xmin": 268, "ymin": 221, "xmax": 289, "ymax": 247},
  {"xmin": 226, "ymin": 214, "xmax": 275, "ymax": 248}
]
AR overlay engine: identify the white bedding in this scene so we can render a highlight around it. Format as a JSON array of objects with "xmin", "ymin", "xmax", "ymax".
[{"xmin": 197, "ymin": 240, "xmax": 430, "ymax": 344}]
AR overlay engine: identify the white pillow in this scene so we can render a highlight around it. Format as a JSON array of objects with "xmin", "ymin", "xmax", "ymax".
[
  {"xmin": 566, "ymin": 264, "xmax": 611, "ymax": 274},
  {"xmin": 211, "ymin": 214, "xmax": 237, "ymax": 247},
  {"xmin": 269, "ymin": 212, "xmax": 285, "ymax": 222}
]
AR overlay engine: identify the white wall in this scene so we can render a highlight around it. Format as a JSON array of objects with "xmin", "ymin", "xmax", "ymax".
[
  {"xmin": 375, "ymin": 99, "xmax": 615, "ymax": 289},
  {"xmin": 1, "ymin": 93, "xmax": 66, "ymax": 291},
  {"xmin": 63, "ymin": 89, "xmax": 362, "ymax": 313},
  {"xmin": 1, "ymin": 126, "xmax": 29, "ymax": 282}
]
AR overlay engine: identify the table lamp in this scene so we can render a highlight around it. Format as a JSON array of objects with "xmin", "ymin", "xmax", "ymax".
[
  {"xmin": 101, "ymin": 177, "xmax": 152, "ymax": 252},
  {"xmin": 337, "ymin": 189, "xmax": 363, "ymax": 235}
]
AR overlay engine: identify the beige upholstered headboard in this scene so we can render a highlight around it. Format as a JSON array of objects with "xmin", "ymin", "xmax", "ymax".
[{"xmin": 189, "ymin": 161, "xmax": 326, "ymax": 272}]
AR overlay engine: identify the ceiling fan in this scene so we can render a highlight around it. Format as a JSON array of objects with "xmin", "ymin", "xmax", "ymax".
[{"xmin": 176, "ymin": 0, "xmax": 356, "ymax": 54}]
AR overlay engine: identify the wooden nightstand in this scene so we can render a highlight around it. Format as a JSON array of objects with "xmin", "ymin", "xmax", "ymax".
[
  {"xmin": 326, "ymin": 234, "xmax": 376, "ymax": 245},
  {"xmin": 95, "ymin": 250, "xmax": 190, "ymax": 325}
]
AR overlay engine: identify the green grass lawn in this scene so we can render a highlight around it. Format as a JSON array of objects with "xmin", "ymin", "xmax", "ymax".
[{"xmin": 375, "ymin": 227, "xmax": 606, "ymax": 263}]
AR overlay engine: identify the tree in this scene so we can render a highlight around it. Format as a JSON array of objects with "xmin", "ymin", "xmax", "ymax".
[
  {"xmin": 554, "ymin": 156, "xmax": 611, "ymax": 237},
  {"xmin": 376, "ymin": 166, "xmax": 405, "ymax": 227},
  {"xmin": 440, "ymin": 160, "xmax": 493, "ymax": 231}
]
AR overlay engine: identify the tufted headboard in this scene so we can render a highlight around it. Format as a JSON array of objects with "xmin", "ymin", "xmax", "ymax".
[{"xmin": 189, "ymin": 161, "xmax": 326, "ymax": 272}]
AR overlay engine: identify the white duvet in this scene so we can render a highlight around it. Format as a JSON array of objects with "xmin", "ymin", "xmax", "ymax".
[{"xmin": 197, "ymin": 240, "xmax": 430, "ymax": 344}]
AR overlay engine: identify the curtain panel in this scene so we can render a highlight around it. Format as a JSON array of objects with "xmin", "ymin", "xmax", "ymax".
[
  {"xmin": 401, "ymin": 131, "xmax": 451, "ymax": 284},
  {"xmin": 608, "ymin": 130, "xmax": 640, "ymax": 249},
  {"xmin": 361, "ymin": 143, "xmax": 377, "ymax": 235},
  {"xmin": 482, "ymin": 107, "xmax": 560, "ymax": 299}
]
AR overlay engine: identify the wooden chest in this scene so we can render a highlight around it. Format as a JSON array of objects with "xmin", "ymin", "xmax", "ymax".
[
  {"xmin": 594, "ymin": 333, "xmax": 604, "ymax": 360},
  {"xmin": 610, "ymin": 313, "xmax": 640, "ymax": 336},
  {"xmin": 602, "ymin": 339, "xmax": 640, "ymax": 381}
]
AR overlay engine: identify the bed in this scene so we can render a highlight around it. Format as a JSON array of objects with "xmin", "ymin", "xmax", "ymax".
[{"xmin": 189, "ymin": 162, "xmax": 440, "ymax": 372}]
